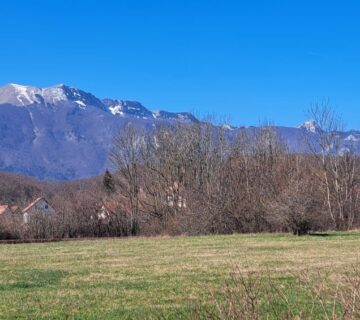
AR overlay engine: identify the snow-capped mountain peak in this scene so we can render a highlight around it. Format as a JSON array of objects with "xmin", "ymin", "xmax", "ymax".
[
  {"xmin": 222, "ymin": 124, "xmax": 236, "ymax": 131},
  {"xmin": 9, "ymin": 83, "xmax": 39, "ymax": 92},
  {"xmin": 0, "ymin": 83, "xmax": 106, "ymax": 110},
  {"xmin": 0, "ymin": 83, "xmax": 199, "ymax": 121},
  {"xmin": 345, "ymin": 134, "xmax": 360, "ymax": 142},
  {"xmin": 55, "ymin": 85, "xmax": 106, "ymax": 110},
  {"xmin": 297, "ymin": 119, "xmax": 320, "ymax": 133},
  {"xmin": 0, "ymin": 83, "xmax": 42, "ymax": 106}
]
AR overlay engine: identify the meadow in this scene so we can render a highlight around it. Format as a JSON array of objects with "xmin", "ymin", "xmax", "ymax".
[{"xmin": 0, "ymin": 232, "xmax": 360, "ymax": 319}]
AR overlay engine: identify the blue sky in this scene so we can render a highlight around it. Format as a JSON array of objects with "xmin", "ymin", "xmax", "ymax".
[{"xmin": 1, "ymin": 0, "xmax": 359, "ymax": 129}]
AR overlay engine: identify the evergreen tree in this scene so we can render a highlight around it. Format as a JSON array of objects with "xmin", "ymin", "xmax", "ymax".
[{"xmin": 103, "ymin": 169, "xmax": 115, "ymax": 194}]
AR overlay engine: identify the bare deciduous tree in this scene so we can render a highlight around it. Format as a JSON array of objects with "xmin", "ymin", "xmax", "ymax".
[
  {"xmin": 109, "ymin": 123, "xmax": 144, "ymax": 235},
  {"xmin": 306, "ymin": 102, "xmax": 360, "ymax": 229}
]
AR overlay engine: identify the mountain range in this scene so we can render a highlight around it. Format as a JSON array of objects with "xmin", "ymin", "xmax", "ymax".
[{"xmin": 0, "ymin": 83, "xmax": 359, "ymax": 180}]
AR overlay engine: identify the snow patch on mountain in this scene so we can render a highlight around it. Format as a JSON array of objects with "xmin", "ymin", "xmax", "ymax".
[
  {"xmin": 109, "ymin": 104, "xmax": 124, "ymax": 116},
  {"xmin": 297, "ymin": 119, "xmax": 320, "ymax": 133},
  {"xmin": 152, "ymin": 111, "xmax": 160, "ymax": 119},
  {"xmin": 41, "ymin": 85, "xmax": 67, "ymax": 104},
  {"xmin": 8, "ymin": 84, "xmax": 42, "ymax": 105},
  {"xmin": 345, "ymin": 134, "xmax": 360, "ymax": 142},
  {"xmin": 222, "ymin": 124, "xmax": 234, "ymax": 131},
  {"xmin": 75, "ymin": 100, "xmax": 86, "ymax": 109}
]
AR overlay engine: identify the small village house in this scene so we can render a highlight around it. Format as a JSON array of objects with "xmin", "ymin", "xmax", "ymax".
[
  {"xmin": 0, "ymin": 205, "xmax": 20, "ymax": 217},
  {"xmin": 165, "ymin": 181, "xmax": 187, "ymax": 209},
  {"xmin": 0, "ymin": 205, "xmax": 12, "ymax": 217},
  {"xmin": 22, "ymin": 197, "xmax": 55, "ymax": 223}
]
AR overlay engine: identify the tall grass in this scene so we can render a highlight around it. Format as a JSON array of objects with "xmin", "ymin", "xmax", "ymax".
[{"xmin": 193, "ymin": 267, "xmax": 360, "ymax": 319}]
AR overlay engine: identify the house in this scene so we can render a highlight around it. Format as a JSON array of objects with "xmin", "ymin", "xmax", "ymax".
[
  {"xmin": 22, "ymin": 197, "xmax": 55, "ymax": 223},
  {"xmin": 97, "ymin": 203, "xmax": 113, "ymax": 220},
  {"xmin": 96, "ymin": 199, "xmax": 129, "ymax": 220},
  {"xmin": 0, "ymin": 205, "xmax": 12, "ymax": 217},
  {"xmin": 165, "ymin": 181, "xmax": 187, "ymax": 209},
  {"xmin": 0, "ymin": 205, "xmax": 20, "ymax": 216}
]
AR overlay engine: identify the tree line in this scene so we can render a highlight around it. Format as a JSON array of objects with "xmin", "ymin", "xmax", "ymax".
[{"xmin": 0, "ymin": 104, "xmax": 359, "ymax": 239}]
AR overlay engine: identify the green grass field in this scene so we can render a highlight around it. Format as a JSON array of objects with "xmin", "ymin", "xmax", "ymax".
[{"xmin": 0, "ymin": 232, "xmax": 360, "ymax": 319}]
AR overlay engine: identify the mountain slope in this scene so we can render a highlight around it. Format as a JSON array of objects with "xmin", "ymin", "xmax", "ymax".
[
  {"xmin": 0, "ymin": 83, "xmax": 359, "ymax": 180},
  {"xmin": 0, "ymin": 83, "xmax": 198, "ymax": 180}
]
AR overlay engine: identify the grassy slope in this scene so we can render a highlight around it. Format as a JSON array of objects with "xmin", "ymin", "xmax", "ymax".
[{"xmin": 0, "ymin": 232, "xmax": 360, "ymax": 319}]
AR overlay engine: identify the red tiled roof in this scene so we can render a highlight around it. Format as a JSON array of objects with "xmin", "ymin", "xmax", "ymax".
[{"xmin": 0, "ymin": 205, "xmax": 10, "ymax": 215}]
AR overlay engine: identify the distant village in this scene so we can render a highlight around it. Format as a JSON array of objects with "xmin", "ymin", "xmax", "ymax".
[
  {"xmin": 0, "ymin": 197, "xmax": 126, "ymax": 224},
  {"xmin": 0, "ymin": 197, "xmax": 55, "ymax": 224},
  {"xmin": 0, "ymin": 181, "xmax": 188, "ymax": 234}
]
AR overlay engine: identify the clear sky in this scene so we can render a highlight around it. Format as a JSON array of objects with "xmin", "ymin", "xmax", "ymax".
[{"xmin": 1, "ymin": 0, "xmax": 359, "ymax": 129}]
